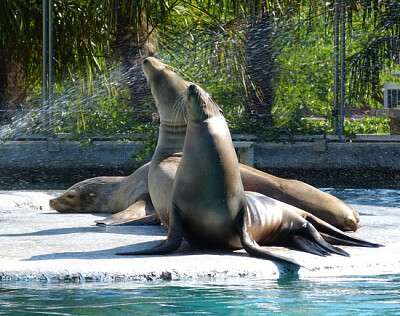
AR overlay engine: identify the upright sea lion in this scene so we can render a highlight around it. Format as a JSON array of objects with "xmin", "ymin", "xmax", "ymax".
[
  {"xmin": 136, "ymin": 57, "xmax": 359, "ymax": 231},
  {"xmin": 142, "ymin": 57, "xmax": 190, "ymax": 227},
  {"xmin": 118, "ymin": 84, "xmax": 374, "ymax": 263}
]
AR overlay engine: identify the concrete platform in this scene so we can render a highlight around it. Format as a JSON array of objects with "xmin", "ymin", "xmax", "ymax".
[{"xmin": 0, "ymin": 191, "xmax": 399, "ymax": 282}]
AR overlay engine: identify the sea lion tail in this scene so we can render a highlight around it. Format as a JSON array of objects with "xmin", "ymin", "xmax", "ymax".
[{"xmin": 237, "ymin": 208, "xmax": 302, "ymax": 268}]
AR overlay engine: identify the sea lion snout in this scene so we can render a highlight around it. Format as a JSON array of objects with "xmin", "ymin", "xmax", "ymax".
[
  {"xmin": 49, "ymin": 198, "xmax": 57, "ymax": 210},
  {"xmin": 187, "ymin": 84, "xmax": 198, "ymax": 95},
  {"xmin": 49, "ymin": 198, "xmax": 76, "ymax": 213}
]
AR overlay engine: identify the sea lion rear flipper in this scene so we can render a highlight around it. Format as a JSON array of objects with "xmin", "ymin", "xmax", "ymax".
[
  {"xmin": 237, "ymin": 208, "xmax": 302, "ymax": 267},
  {"xmin": 291, "ymin": 236, "xmax": 331, "ymax": 256},
  {"xmin": 302, "ymin": 213, "xmax": 382, "ymax": 248},
  {"xmin": 319, "ymin": 233, "xmax": 383, "ymax": 248},
  {"xmin": 117, "ymin": 205, "xmax": 183, "ymax": 256},
  {"xmin": 291, "ymin": 235, "xmax": 350, "ymax": 257},
  {"xmin": 298, "ymin": 222, "xmax": 350, "ymax": 257}
]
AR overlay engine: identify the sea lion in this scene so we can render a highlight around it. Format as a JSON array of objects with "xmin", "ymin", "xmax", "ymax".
[
  {"xmin": 118, "ymin": 84, "xmax": 369, "ymax": 263},
  {"xmin": 239, "ymin": 165, "xmax": 360, "ymax": 231},
  {"xmin": 142, "ymin": 57, "xmax": 190, "ymax": 227},
  {"xmin": 49, "ymin": 163, "xmax": 159, "ymax": 226},
  {"xmin": 67, "ymin": 57, "xmax": 359, "ymax": 231},
  {"xmin": 135, "ymin": 57, "xmax": 359, "ymax": 231},
  {"xmin": 244, "ymin": 192, "xmax": 380, "ymax": 250}
]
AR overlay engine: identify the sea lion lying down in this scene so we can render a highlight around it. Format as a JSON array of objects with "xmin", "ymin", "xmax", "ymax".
[{"xmin": 50, "ymin": 57, "xmax": 360, "ymax": 232}]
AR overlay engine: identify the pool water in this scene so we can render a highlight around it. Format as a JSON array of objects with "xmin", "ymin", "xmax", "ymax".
[
  {"xmin": 0, "ymin": 188, "xmax": 399, "ymax": 315},
  {"xmin": 1, "ymin": 275, "xmax": 400, "ymax": 315},
  {"xmin": 321, "ymin": 188, "xmax": 400, "ymax": 208}
]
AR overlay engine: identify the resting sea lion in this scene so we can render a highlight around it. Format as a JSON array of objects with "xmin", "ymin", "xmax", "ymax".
[
  {"xmin": 118, "ymin": 84, "xmax": 373, "ymax": 263},
  {"xmin": 49, "ymin": 163, "xmax": 159, "ymax": 225},
  {"xmin": 244, "ymin": 192, "xmax": 380, "ymax": 250}
]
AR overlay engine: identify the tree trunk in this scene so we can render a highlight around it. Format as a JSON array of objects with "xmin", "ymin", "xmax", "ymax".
[
  {"xmin": 0, "ymin": 44, "xmax": 8, "ymax": 123},
  {"xmin": 112, "ymin": 29, "xmax": 158, "ymax": 123},
  {"xmin": 244, "ymin": 12, "xmax": 275, "ymax": 126}
]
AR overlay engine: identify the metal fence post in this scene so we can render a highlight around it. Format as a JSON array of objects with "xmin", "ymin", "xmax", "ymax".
[{"xmin": 42, "ymin": 0, "xmax": 48, "ymax": 131}]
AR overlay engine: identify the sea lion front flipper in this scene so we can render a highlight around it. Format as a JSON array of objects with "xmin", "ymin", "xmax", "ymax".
[
  {"xmin": 237, "ymin": 208, "xmax": 301, "ymax": 267},
  {"xmin": 95, "ymin": 197, "xmax": 160, "ymax": 226},
  {"xmin": 96, "ymin": 214, "xmax": 161, "ymax": 226},
  {"xmin": 117, "ymin": 205, "xmax": 183, "ymax": 256}
]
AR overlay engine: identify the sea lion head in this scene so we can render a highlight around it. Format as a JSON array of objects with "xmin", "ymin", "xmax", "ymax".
[
  {"xmin": 49, "ymin": 177, "xmax": 119, "ymax": 213},
  {"xmin": 186, "ymin": 84, "xmax": 222, "ymax": 122},
  {"xmin": 142, "ymin": 57, "xmax": 190, "ymax": 126}
]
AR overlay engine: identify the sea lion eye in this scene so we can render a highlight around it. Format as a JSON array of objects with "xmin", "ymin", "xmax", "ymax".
[
  {"xmin": 89, "ymin": 193, "xmax": 96, "ymax": 198},
  {"xmin": 66, "ymin": 194, "xmax": 75, "ymax": 199}
]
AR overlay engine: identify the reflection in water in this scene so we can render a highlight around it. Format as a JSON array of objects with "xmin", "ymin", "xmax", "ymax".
[{"xmin": 0, "ymin": 276, "xmax": 399, "ymax": 315}]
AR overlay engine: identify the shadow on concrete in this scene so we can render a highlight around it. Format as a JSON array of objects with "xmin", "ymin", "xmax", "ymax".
[
  {"xmin": 20, "ymin": 241, "xmax": 301, "ymax": 275},
  {"xmin": 20, "ymin": 241, "xmax": 199, "ymax": 261},
  {"xmin": 0, "ymin": 225, "xmax": 166, "ymax": 238},
  {"xmin": 21, "ymin": 240, "xmax": 167, "ymax": 261}
]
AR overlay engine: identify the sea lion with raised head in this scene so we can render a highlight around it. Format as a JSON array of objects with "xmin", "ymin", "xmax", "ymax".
[
  {"xmin": 70, "ymin": 57, "xmax": 359, "ymax": 232},
  {"xmin": 49, "ymin": 163, "xmax": 159, "ymax": 226},
  {"xmin": 118, "ymin": 84, "xmax": 375, "ymax": 263},
  {"xmin": 135, "ymin": 57, "xmax": 359, "ymax": 231},
  {"xmin": 141, "ymin": 57, "xmax": 190, "ymax": 227}
]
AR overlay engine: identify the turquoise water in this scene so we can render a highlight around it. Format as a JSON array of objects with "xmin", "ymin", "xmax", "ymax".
[
  {"xmin": 1, "ymin": 188, "xmax": 399, "ymax": 315},
  {"xmin": 321, "ymin": 188, "xmax": 400, "ymax": 208},
  {"xmin": 1, "ymin": 275, "xmax": 400, "ymax": 315}
]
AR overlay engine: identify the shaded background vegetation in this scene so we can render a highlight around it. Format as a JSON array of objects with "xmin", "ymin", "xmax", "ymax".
[{"xmin": 1, "ymin": 0, "xmax": 399, "ymax": 141}]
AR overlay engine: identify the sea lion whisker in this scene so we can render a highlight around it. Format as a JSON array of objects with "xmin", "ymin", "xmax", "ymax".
[{"xmin": 172, "ymin": 91, "xmax": 188, "ymax": 128}]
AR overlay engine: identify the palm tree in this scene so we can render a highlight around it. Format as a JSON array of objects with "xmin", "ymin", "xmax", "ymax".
[{"xmin": 1, "ymin": 0, "xmax": 399, "ymax": 132}]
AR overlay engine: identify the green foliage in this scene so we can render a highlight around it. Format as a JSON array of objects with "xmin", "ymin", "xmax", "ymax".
[
  {"xmin": 49, "ymin": 64, "xmax": 159, "ymax": 137},
  {"xmin": 1, "ymin": 0, "xmax": 398, "ymax": 148},
  {"xmin": 272, "ymin": 23, "xmax": 335, "ymax": 126},
  {"xmin": 344, "ymin": 117, "xmax": 390, "ymax": 138}
]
